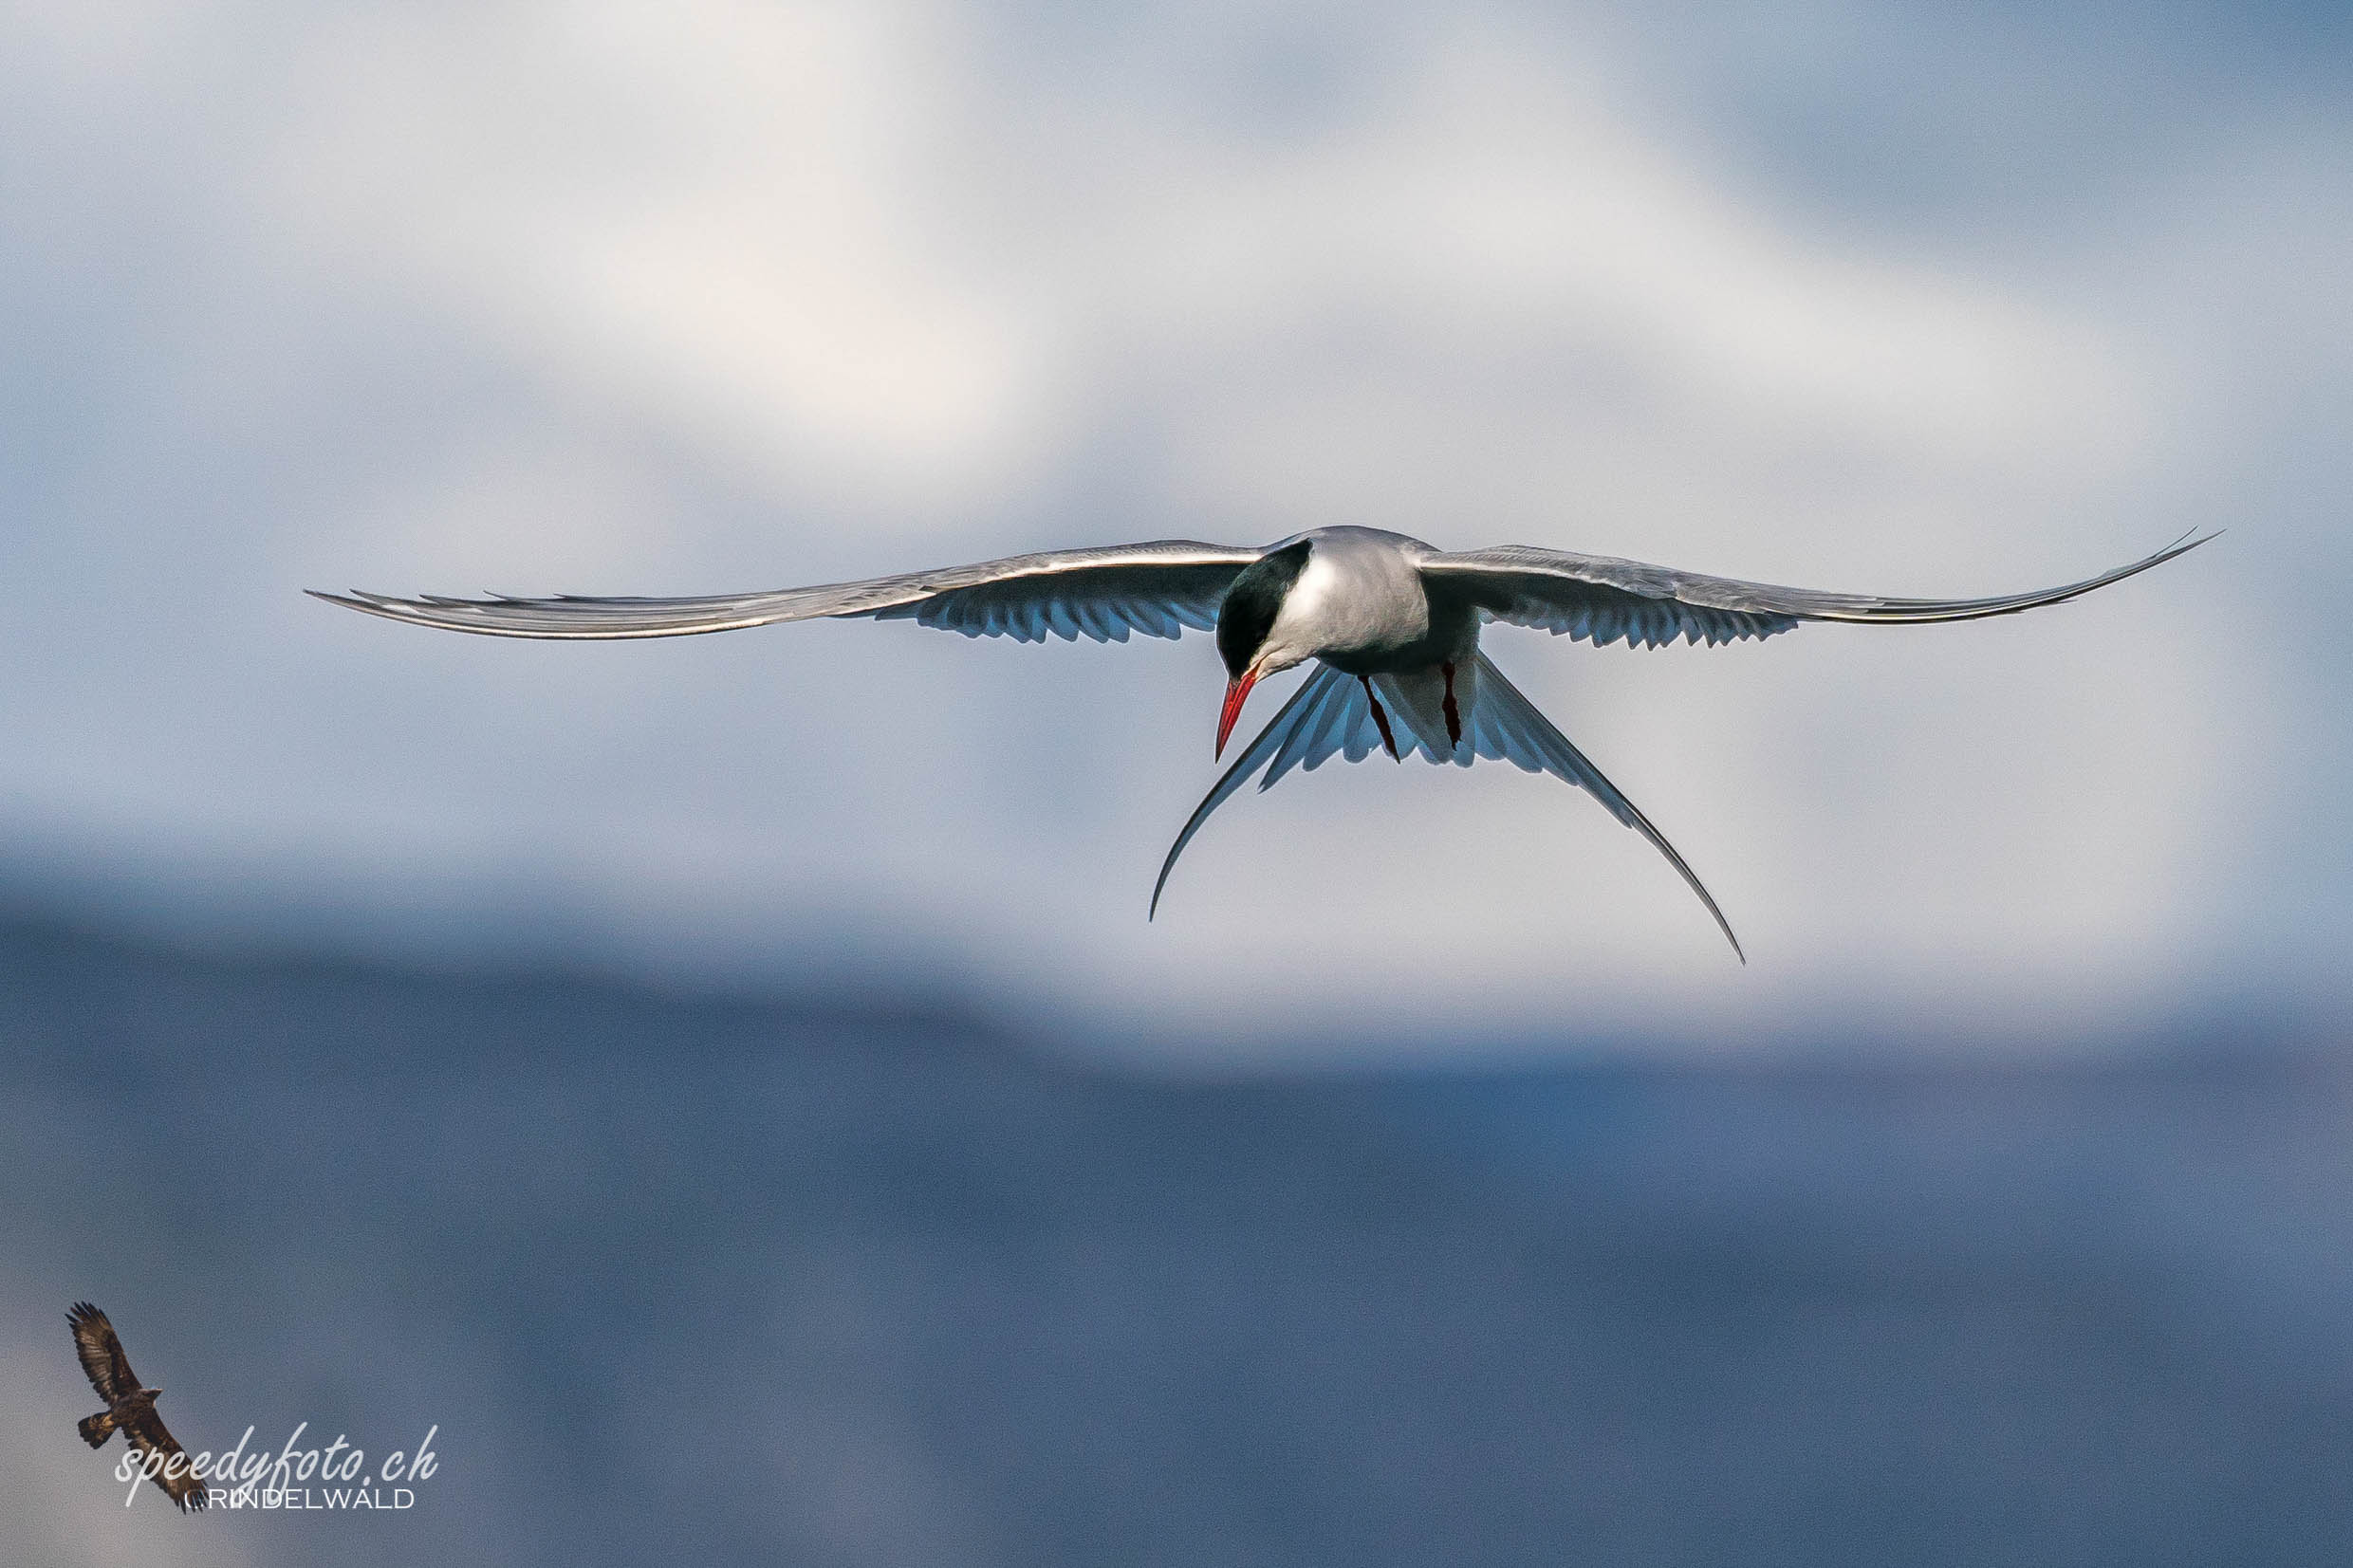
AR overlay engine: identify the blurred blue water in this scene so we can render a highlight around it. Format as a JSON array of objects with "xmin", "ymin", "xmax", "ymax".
[{"xmin": 8, "ymin": 914, "xmax": 2351, "ymax": 1564}]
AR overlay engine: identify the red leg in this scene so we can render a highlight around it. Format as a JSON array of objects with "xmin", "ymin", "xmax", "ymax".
[{"xmin": 1362, "ymin": 677, "xmax": 1400, "ymax": 761}]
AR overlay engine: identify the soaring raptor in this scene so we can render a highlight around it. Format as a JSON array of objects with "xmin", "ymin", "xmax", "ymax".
[{"xmin": 69, "ymin": 1301, "xmax": 206, "ymax": 1511}]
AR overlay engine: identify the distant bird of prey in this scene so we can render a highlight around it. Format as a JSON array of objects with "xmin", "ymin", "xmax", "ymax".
[
  {"xmin": 315, "ymin": 526, "xmax": 2212, "ymax": 957},
  {"xmin": 69, "ymin": 1301, "xmax": 206, "ymax": 1512}
]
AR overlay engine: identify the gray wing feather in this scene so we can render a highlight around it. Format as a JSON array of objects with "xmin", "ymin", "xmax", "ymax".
[
  {"xmin": 311, "ymin": 541, "xmax": 1263, "ymax": 643},
  {"xmin": 1419, "ymin": 533, "xmax": 2214, "ymax": 649}
]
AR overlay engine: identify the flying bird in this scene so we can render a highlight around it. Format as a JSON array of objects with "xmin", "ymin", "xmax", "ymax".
[
  {"xmin": 68, "ymin": 1301, "xmax": 207, "ymax": 1512},
  {"xmin": 313, "ymin": 526, "xmax": 2211, "ymax": 958}
]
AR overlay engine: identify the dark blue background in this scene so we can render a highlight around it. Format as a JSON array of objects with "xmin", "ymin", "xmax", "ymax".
[{"xmin": 13, "ymin": 914, "xmax": 2349, "ymax": 1564}]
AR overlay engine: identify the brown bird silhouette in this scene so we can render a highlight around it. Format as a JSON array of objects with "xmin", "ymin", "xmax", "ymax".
[{"xmin": 69, "ymin": 1301, "xmax": 206, "ymax": 1511}]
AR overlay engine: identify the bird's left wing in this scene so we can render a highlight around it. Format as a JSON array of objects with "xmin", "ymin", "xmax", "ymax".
[
  {"xmin": 120, "ymin": 1408, "xmax": 207, "ymax": 1512},
  {"xmin": 67, "ymin": 1302, "xmax": 135, "ymax": 1406},
  {"xmin": 310, "ymin": 541, "xmax": 1266, "ymax": 644},
  {"xmin": 1417, "ymin": 534, "xmax": 2214, "ymax": 649}
]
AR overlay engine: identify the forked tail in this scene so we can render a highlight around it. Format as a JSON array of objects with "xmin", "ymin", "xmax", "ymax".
[
  {"xmin": 1453, "ymin": 654, "xmax": 1742, "ymax": 961},
  {"xmin": 1150, "ymin": 653, "xmax": 1744, "ymax": 960}
]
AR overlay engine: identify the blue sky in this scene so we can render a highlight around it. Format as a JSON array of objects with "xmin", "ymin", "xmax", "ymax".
[{"xmin": 3, "ymin": 0, "xmax": 2347, "ymax": 1061}]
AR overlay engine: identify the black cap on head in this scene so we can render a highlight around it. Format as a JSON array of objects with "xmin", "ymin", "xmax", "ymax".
[{"xmin": 1215, "ymin": 540, "xmax": 1311, "ymax": 677}]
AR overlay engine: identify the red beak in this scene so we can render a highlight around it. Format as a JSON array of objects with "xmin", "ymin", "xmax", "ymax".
[{"xmin": 1215, "ymin": 669, "xmax": 1259, "ymax": 759}]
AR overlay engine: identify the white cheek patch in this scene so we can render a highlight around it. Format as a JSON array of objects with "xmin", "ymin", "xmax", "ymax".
[
  {"xmin": 1282, "ymin": 556, "xmax": 1338, "ymax": 625},
  {"xmin": 1268, "ymin": 556, "xmax": 1347, "ymax": 657}
]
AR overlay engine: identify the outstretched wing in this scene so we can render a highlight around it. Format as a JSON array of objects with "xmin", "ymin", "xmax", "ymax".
[
  {"xmin": 67, "ymin": 1301, "xmax": 137, "ymax": 1406},
  {"xmin": 1148, "ymin": 655, "xmax": 1742, "ymax": 959},
  {"xmin": 120, "ymin": 1408, "xmax": 206, "ymax": 1512},
  {"xmin": 1418, "ymin": 533, "xmax": 2214, "ymax": 650},
  {"xmin": 310, "ymin": 541, "xmax": 1265, "ymax": 644}
]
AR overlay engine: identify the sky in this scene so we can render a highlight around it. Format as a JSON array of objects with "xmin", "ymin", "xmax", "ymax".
[{"xmin": 4, "ymin": 0, "xmax": 2349, "ymax": 1062}]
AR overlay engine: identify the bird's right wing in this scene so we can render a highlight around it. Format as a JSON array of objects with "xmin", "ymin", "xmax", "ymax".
[
  {"xmin": 310, "ymin": 541, "xmax": 1266, "ymax": 644},
  {"xmin": 68, "ymin": 1302, "xmax": 135, "ymax": 1406}
]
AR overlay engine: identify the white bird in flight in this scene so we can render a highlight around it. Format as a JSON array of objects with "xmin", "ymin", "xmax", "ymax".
[{"xmin": 313, "ymin": 526, "xmax": 2211, "ymax": 959}]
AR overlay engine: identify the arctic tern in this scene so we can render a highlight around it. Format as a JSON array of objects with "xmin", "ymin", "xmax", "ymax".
[{"xmin": 314, "ymin": 526, "xmax": 2211, "ymax": 959}]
